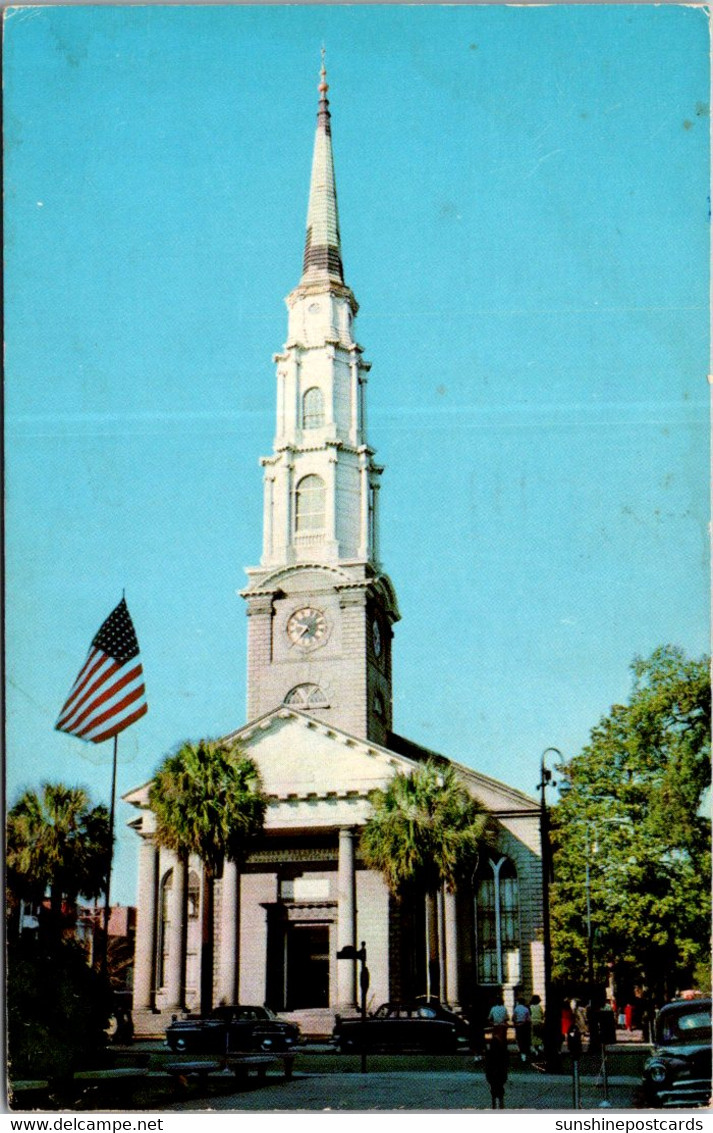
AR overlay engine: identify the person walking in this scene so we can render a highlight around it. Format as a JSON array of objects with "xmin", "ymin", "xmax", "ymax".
[
  {"xmin": 483, "ymin": 1036, "xmax": 509, "ymax": 1109},
  {"xmin": 561, "ymin": 999, "xmax": 575, "ymax": 1038},
  {"xmin": 529, "ymin": 994, "xmax": 544, "ymax": 1056},
  {"xmin": 513, "ymin": 997, "xmax": 532, "ymax": 1062},
  {"xmin": 487, "ymin": 995, "xmax": 509, "ymax": 1047},
  {"xmin": 468, "ymin": 990, "xmax": 488, "ymax": 1061},
  {"xmin": 574, "ymin": 999, "xmax": 588, "ymax": 1037}
]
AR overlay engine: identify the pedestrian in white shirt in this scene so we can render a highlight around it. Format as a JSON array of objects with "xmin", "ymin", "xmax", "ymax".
[
  {"xmin": 512, "ymin": 997, "xmax": 532, "ymax": 1062},
  {"xmin": 487, "ymin": 995, "xmax": 509, "ymax": 1047}
]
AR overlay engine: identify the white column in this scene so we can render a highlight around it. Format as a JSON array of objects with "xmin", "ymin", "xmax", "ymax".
[
  {"xmin": 371, "ymin": 480, "xmax": 381, "ymax": 565},
  {"xmin": 444, "ymin": 888, "xmax": 460, "ymax": 1008},
  {"xmin": 262, "ymin": 469, "xmax": 275, "ymax": 563},
  {"xmin": 293, "ymin": 355, "xmax": 301, "ymax": 437},
  {"xmin": 326, "ymin": 347, "xmax": 336, "ymax": 427},
  {"xmin": 360, "ymin": 366, "xmax": 369, "ymax": 440},
  {"xmin": 327, "ymin": 448, "xmax": 338, "ymax": 547},
  {"xmin": 238, "ymin": 873, "xmax": 275, "ymax": 1005},
  {"xmin": 278, "ymin": 456, "xmax": 292, "ymax": 558},
  {"xmin": 133, "ymin": 837, "xmax": 158, "ymax": 1011},
  {"xmin": 165, "ymin": 854, "xmax": 187, "ymax": 1011},
  {"xmin": 216, "ymin": 860, "xmax": 239, "ymax": 1005},
  {"xmin": 358, "ymin": 456, "xmax": 369, "ymax": 559},
  {"xmin": 337, "ymin": 827, "xmax": 357, "ymax": 1007},
  {"xmin": 349, "ymin": 358, "xmax": 359, "ymax": 446}
]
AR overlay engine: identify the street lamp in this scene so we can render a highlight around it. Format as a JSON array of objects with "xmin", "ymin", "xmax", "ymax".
[
  {"xmin": 336, "ymin": 942, "xmax": 369, "ymax": 1074},
  {"xmin": 538, "ymin": 746, "xmax": 562, "ymax": 1072}
]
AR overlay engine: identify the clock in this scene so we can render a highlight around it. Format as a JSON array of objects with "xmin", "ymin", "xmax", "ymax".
[
  {"xmin": 372, "ymin": 618, "xmax": 382, "ymax": 658},
  {"xmin": 287, "ymin": 607, "xmax": 328, "ymax": 649}
]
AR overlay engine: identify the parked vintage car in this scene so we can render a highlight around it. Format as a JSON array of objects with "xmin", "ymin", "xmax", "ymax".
[
  {"xmin": 333, "ymin": 1001, "xmax": 465, "ymax": 1053},
  {"xmin": 641, "ymin": 998, "xmax": 712, "ymax": 1108},
  {"xmin": 165, "ymin": 1004, "xmax": 301, "ymax": 1054}
]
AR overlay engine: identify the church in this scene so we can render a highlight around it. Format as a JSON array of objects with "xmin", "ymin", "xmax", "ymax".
[{"xmin": 125, "ymin": 64, "xmax": 544, "ymax": 1036}]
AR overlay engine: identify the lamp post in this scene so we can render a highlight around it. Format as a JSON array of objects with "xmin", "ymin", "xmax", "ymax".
[
  {"xmin": 336, "ymin": 941, "xmax": 368, "ymax": 1074},
  {"xmin": 538, "ymin": 746, "xmax": 562, "ymax": 1072},
  {"xmin": 585, "ymin": 824, "xmax": 594, "ymax": 992}
]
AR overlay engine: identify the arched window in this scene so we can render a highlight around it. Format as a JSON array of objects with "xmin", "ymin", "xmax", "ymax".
[
  {"xmin": 475, "ymin": 856, "xmax": 521, "ymax": 985},
  {"xmin": 284, "ymin": 683, "xmax": 329, "ymax": 709},
  {"xmin": 157, "ymin": 869, "xmax": 173, "ymax": 989},
  {"xmin": 295, "ymin": 474, "xmax": 325, "ymax": 532},
  {"xmin": 303, "ymin": 387, "xmax": 324, "ymax": 429},
  {"xmin": 187, "ymin": 870, "xmax": 200, "ymax": 920}
]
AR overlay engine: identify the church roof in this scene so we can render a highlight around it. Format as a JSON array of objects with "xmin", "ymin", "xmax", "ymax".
[
  {"xmin": 387, "ymin": 731, "xmax": 538, "ymax": 815},
  {"xmin": 300, "ymin": 56, "xmax": 344, "ymax": 288}
]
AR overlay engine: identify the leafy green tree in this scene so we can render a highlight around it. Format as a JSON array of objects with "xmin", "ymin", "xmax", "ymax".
[
  {"xmin": 361, "ymin": 759, "xmax": 495, "ymax": 999},
  {"xmin": 149, "ymin": 739, "xmax": 267, "ymax": 1015},
  {"xmin": 550, "ymin": 646, "xmax": 711, "ymax": 1003},
  {"xmin": 8, "ymin": 936, "xmax": 113, "ymax": 1085},
  {"xmin": 7, "ymin": 783, "xmax": 109, "ymax": 943}
]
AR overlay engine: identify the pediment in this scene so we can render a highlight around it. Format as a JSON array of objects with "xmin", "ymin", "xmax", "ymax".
[
  {"xmin": 223, "ymin": 709, "xmax": 411, "ymax": 801},
  {"xmin": 123, "ymin": 710, "xmax": 540, "ymax": 847}
]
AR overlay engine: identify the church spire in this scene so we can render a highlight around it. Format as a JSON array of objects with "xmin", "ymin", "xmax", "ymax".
[
  {"xmin": 243, "ymin": 60, "xmax": 399, "ymax": 742},
  {"xmin": 301, "ymin": 51, "xmax": 344, "ymax": 287}
]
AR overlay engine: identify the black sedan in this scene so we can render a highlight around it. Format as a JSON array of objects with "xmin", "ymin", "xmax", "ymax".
[
  {"xmin": 333, "ymin": 1001, "xmax": 465, "ymax": 1054},
  {"xmin": 165, "ymin": 1005, "xmax": 301, "ymax": 1054},
  {"xmin": 641, "ymin": 998, "xmax": 712, "ymax": 1108}
]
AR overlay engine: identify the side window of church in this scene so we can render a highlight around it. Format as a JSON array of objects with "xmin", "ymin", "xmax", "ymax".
[
  {"xmin": 157, "ymin": 869, "xmax": 173, "ymax": 990},
  {"xmin": 475, "ymin": 856, "xmax": 520, "ymax": 985},
  {"xmin": 303, "ymin": 387, "xmax": 324, "ymax": 429},
  {"xmin": 187, "ymin": 871, "xmax": 200, "ymax": 919},
  {"xmin": 295, "ymin": 474, "xmax": 325, "ymax": 532}
]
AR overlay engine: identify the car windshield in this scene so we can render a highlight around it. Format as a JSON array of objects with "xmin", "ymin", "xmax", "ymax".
[
  {"xmin": 657, "ymin": 1007, "xmax": 712, "ymax": 1045},
  {"xmin": 211, "ymin": 1006, "xmax": 271, "ymax": 1022},
  {"xmin": 374, "ymin": 1004, "xmax": 393, "ymax": 1018}
]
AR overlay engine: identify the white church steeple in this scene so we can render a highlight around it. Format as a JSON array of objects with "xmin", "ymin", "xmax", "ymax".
[
  {"xmin": 261, "ymin": 59, "xmax": 379, "ymax": 569},
  {"xmin": 242, "ymin": 61, "xmax": 399, "ymax": 744}
]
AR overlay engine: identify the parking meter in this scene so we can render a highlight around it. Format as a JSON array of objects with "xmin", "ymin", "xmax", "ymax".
[
  {"xmin": 567, "ymin": 1025, "xmax": 582, "ymax": 1058},
  {"xmin": 567, "ymin": 1026, "xmax": 582, "ymax": 1109}
]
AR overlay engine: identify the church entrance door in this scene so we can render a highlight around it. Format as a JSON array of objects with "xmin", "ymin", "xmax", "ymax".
[{"xmin": 286, "ymin": 924, "xmax": 330, "ymax": 1009}]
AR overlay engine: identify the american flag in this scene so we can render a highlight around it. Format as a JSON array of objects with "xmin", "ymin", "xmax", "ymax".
[{"xmin": 56, "ymin": 598, "xmax": 148, "ymax": 743}]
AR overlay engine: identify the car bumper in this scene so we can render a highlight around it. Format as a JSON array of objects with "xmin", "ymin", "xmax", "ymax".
[{"xmin": 645, "ymin": 1080, "xmax": 712, "ymax": 1108}]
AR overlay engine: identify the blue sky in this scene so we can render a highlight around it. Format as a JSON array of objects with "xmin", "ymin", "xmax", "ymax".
[{"xmin": 5, "ymin": 4, "xmax": 710, "ymax": 905}]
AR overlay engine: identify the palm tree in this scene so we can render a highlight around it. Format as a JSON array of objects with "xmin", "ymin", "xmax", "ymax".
[
  {"xmin": 361, "ymin": 759, "xmax": 495, "ymax": 1000},
  {"xmin": 7, "ymin": 783, "xmax": 109, "ymax": 944},
  {"xmin": 149, "ymin": 739, "xmax": 267, "ymax": 1015}
]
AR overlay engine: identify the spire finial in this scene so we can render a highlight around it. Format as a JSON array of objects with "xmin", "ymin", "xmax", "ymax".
[{"xmin": 319, "ymin": 45, "xmax": 328, "ymax": 97}]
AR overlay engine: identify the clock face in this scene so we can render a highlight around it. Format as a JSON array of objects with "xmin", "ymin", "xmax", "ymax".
[
  {"xmin": 372, "ymin": 619, "xmax": 382, "ymax": 658},
  {"xmin": 287, "ymin": 607, "xmax": 328, "ymax": 649}
]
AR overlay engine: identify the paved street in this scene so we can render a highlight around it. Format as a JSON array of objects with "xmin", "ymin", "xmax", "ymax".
[{"xmin": 165, "ymin": 1067, "xmax": 638, "ymax": 1112}]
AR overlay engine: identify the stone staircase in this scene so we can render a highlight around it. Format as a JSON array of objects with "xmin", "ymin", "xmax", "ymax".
[
  {"xmin": 284, "ymin": 1007, "xmax": 339, "ymax": 1039},
  {"xmin": 133, "ymin": 1008, "xmax": 182, "ymax": 1040}
]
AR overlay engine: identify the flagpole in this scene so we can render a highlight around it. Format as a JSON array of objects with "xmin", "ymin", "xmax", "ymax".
[{"xmin": 101, "ymin": 731, "xmax": 119, "ymax": 977}]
